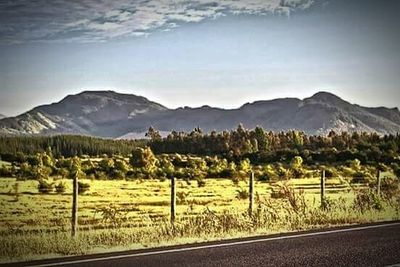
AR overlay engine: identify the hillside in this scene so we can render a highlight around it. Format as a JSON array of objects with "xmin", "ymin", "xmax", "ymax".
[
  {"xmin": 0, "ymin": 91, "xmax": 399, "ymax": 137},
  {"xmin": 0, "ymin": 91, "xmax": 167, "ymax": 136}
]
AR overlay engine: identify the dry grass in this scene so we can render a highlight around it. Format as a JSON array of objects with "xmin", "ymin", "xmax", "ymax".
[{"xmin": 0, "ymin": 176, "xmax": 399, "ymax": 263}]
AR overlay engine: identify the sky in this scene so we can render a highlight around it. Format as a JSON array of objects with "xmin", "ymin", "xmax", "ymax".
[{"xmin": 0, "ymin": 0, "xmax": 399, "ymax": 116}]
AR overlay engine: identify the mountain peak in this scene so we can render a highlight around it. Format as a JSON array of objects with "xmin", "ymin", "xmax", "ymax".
[
  {"xmin": 306, "ymin": 91, "xmax": 351, "ymax": 108},
  {"xmin": 310, "ymin": 91, "xmax": 343, "ymax": 101},
  {"xmin": 58, "ymin": 90, "xmax": 164, "ymax": 109},
  {"xmin": 71, "ymin": 90, "xmax": 141, "ymax": 99},
  {"xmin": 77, "ymin": 90, "xmax": 130, "ymax": 97}
]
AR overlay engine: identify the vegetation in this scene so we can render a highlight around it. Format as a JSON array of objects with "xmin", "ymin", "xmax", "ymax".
[
  {"xmin": 37, "ymin": 179, "xmax": 54, "ymax": 194},
  {"xmin": 55, "ymin": 181, "xmax": 66, "ymax": 194},
  {"xmin": 148, "ymin": 126, "xmax": 400, "ymax": 166},
  {"xmin": 0, "ymin": 126, "xmax": 399, "ymax": 263},
  {"xmin": 0, "ymin": 135, "xmax": 146, "ymax": 160},
  {"xmin": 0, "ymin": 127, "xmax": 399, "ymax": 166},
  {"xmin": 0, "ymin": 177, "xmax": 399, "ymax": 263},
  {"xmin": 78, "ymin": 181, "xmax": 90, "ymax": 194}
]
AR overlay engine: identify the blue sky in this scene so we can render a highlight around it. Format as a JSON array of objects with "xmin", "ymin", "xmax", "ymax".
[{"xmin": 0, "ymin": 0, "xmax": 399, "ymax": 116}]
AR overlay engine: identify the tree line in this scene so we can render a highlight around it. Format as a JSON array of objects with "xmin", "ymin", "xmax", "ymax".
[
  {"xmin": 147, "ymin": 125, "xmax": 400, "ymax": 165},
  {"xmin": 0, "ymin": 135, "xmax": 146, "ymax": 161},
  {"xmin": 1, "ymin": 126, "xmax": 400, "ymax": 167}
]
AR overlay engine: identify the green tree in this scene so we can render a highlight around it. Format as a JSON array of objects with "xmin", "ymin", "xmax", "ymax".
[
  {"xmin": 291, "ymin": 156, "xmax": 303, "ymax": 169},
  {"xmin": 99, "ymin": 158, "xmax": 115, "ymax": 173},
  {"xmin": 130, "ymin": 147, "xmax": 158, "ymax": 175},
  {"xmin": 254, "ymin": 126, "xmax": 268, "ymax": 152},
  {"xmin": 70, "ymin": 157, "xmax": 84, "ymax": 179},
  {"xmin": 290, "ymin": 156, "xmax": 304, "ymax": 178},
  {"xmin": 236, "ymin": 158, "xmax": 251, "ymax": 181},
  {"xmin": 114, "ymin": 159, "xmax": 129, "ymax": 174},
  {"xmin": 146, "ymin": 126, "xmax": 162, "ymax": 141}
]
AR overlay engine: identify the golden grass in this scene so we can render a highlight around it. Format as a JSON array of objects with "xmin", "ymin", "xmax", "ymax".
[{"xmin": 0, "ymin": 177, "xmax": 399, "ymax": 263}]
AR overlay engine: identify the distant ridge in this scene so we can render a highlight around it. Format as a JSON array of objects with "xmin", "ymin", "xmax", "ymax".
[{"xmin": 0, "ymin": 90, "xmax": 399, "ymax": 138}]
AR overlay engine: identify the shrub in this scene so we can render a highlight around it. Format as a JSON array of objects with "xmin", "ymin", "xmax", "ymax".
[
  {"xmin": 236, "ymin": 188, "xmax": 249, "ymax": 200},
  {"xmin": 110, "ymin": 169, "xmax": 125, "ymax": 179},
  {"xmin": 0, "ymin": 165, "xmax": 12, "ymax": 177},
  {"xmin": 78, "ymin": 181, "xmax": 90, "ymax": 194},
  {"xmin": 290, "ymin": 156, "xmax": 305, "ymax": 178},
  {"xmin": 130, "ymin": 147, "xmax": 158, "ymax": 173},
  {"xmin": 353, "ymin": 189, "xmax": 383, "ymax": 213},
  {"xmin": 349, "ymin": 159, "xmax": 361, "ymax": 170},
  {"xmin": 291, "ymin": 168, "xmax": 305, "ymax": 179},
  {"xmin": 218, "ymin": 168, "xmax": 235, "ymax": 178},
  {"xmin": 380, "ymin": 177, "xmax": 400, "ymax": 202},
  {"xmin": 276, "ymin": 165, "xmax": 290, "ymax": 180},
  {"xmin": 94, "ymin": 171, "xmax": 108, "ymax": 180},
  {"xmin": 351, "ymin": 171, "xmax": 373, "ymax": 183},
  {"xmin": 197, "ymin": 178, "xmax": 206, "ymax": 187},
  {"xmin": 96, "ymin": 205, "xmax": 128, "ymax": 227},
  {"xmin": 55, "ymin": 181, "xmax": 66, "ymax": 194},
  {"xmin": 176, "ymin": 191, "xmax": 189, "ymax": 204},
  {"xmin": 321, "ymin": 196, "xmax": 335, "ymax": 211},
  {"xmin": 391, "ymin": 163, "xmax": 400, "ymax": 178},
  {"xmin": 270, "ymin": 189, "xmax": 285, "ymax": 199},
  {"xmin": 38, "ymin": 179, "xmax": 54, "ymax": 194},
  {"xmin": 324, "ymin": 167, "xmax": 338, "ymax": 178},
  {"xmin": 279, "ymin": 184, "xmax": 307, "ymax": 215}
]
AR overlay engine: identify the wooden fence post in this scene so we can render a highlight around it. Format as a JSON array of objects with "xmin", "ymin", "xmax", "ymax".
[
  {"xmin": 249, "ymin": 171, "xmax": 254, "ymax": 216},
  {"xmin": 71, "ymin": 174, "xmax": 78, "ymax": 237},
  {"xmin": 377, "ymin": 170, "xmax": 381, "ymax": 197},
  {"xmin": 171, "ymin": 176, "xmax": 176, "ymax": 223},
  {"xmin": 320, "ymin": 170, "xmax": 326, "ymax": 209}
]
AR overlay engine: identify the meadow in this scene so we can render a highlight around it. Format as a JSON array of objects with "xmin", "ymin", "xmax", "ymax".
[
  {"xmin": 1, "ymin": 174, "xmax": 399, "ymax": 263},
  {"xmin": 1, "ymin": 130, "xmax": 400, "ymax": 263},
  {"xmin": 0, "ymin": 176, "xmax": 352, "ymax": 231}
]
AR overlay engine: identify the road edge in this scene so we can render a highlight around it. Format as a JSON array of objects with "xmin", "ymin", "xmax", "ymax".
[{"xmin": 4, "ymin": 220, "xmax": 400, "ymax": 267}]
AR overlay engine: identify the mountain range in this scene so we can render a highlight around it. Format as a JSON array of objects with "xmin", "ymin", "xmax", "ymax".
[{"xmin": 0, "ymin": 90, "xmax": 399, "ymax": 138}]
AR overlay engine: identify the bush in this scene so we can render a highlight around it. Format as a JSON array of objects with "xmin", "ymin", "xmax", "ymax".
[
  {"xmin": 321, "ymin": 196, "xmax": 335, "ymax": 211},
  {"xmin": 279, "ymin": 184, "xmax": 307, "ymax": 215},
  {"xmin": 55, "ymin": 181, "xmax": 66, "ymax": 194},
  {"xmin": 38, "ymin": 179, "xmax": 54, "ymax": 194},
  {"xmin": 176, "ymin": 191, "xmax": 189, "ymax": 204},
  {"xmin": 353, "ymin": 189, "xmax": 383, "ymax": 213},
  {"xmin": 78, "ymin": 182, "xmax": 90, "ymax": 194},
  {"xmin": 270, "ymin": 189, "xmax": 285, "ymax": 199},
  {"xmin": 324, "ymin": 167, "xmax": 338, "ymax": 178},
  {"xmin": 0, "ymin": 165, "xmax": 12, "ymax": 177},
  {"xmin": 391, "ymin": 163, "xmax": 400, "ymax": 178},
  {"xmin": 96, "ymin": 205, "xmax": 128, "ymax": 227},
  {"xmin": 197, "ymin": 178, "xmax": 206, "ymax": 187},
  {"xmin": 291, "ymin": 168, "xmax": 305, "ymax": 179},
  {"xmin": 380, "ymin": 177, "xmax": 400, "ymax": 202},
  {"xmin": 351, "ymin": 171, "xmax": 373, "ymax": 183},
  {"xmin": 276, "ymin": 165, "xmax": 290, "ymax": 180},
  {"xmin": 236, "ymin": 188, "xmax": 249, "ymax": 200}
]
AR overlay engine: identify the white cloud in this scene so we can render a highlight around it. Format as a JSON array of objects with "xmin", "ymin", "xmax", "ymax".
[
  {"xmin": 0, "ymin": 0, "xmax": 315, "ymax": 43},
  {"xmin": 87, "ymin": 22, "xmax": 121, "ymax": 31}
]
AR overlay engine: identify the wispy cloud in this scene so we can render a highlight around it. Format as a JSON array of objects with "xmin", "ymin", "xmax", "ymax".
[{"xmin": 0, "ymin": 0, "xmax": 314, "ymax": 44}]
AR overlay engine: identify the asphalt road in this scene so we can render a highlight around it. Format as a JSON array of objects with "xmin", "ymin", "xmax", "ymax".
[{"xmin": 5, "ymin": 221, "xmax": 400, "ymax": 267}]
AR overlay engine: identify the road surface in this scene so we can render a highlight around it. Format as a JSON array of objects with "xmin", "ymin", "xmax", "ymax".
[{"xmin": 5, "ymin": 221, "xmax": 400, "ymax": 267}]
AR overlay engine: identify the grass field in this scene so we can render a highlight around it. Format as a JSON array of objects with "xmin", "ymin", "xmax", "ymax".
[
  {"xmin": 0, "ymin": 175, "xmax": 399, "ymax": 263},
  {"xmin": 0, "ymin": 176, "xmax": 358, "ymax": 231}
]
